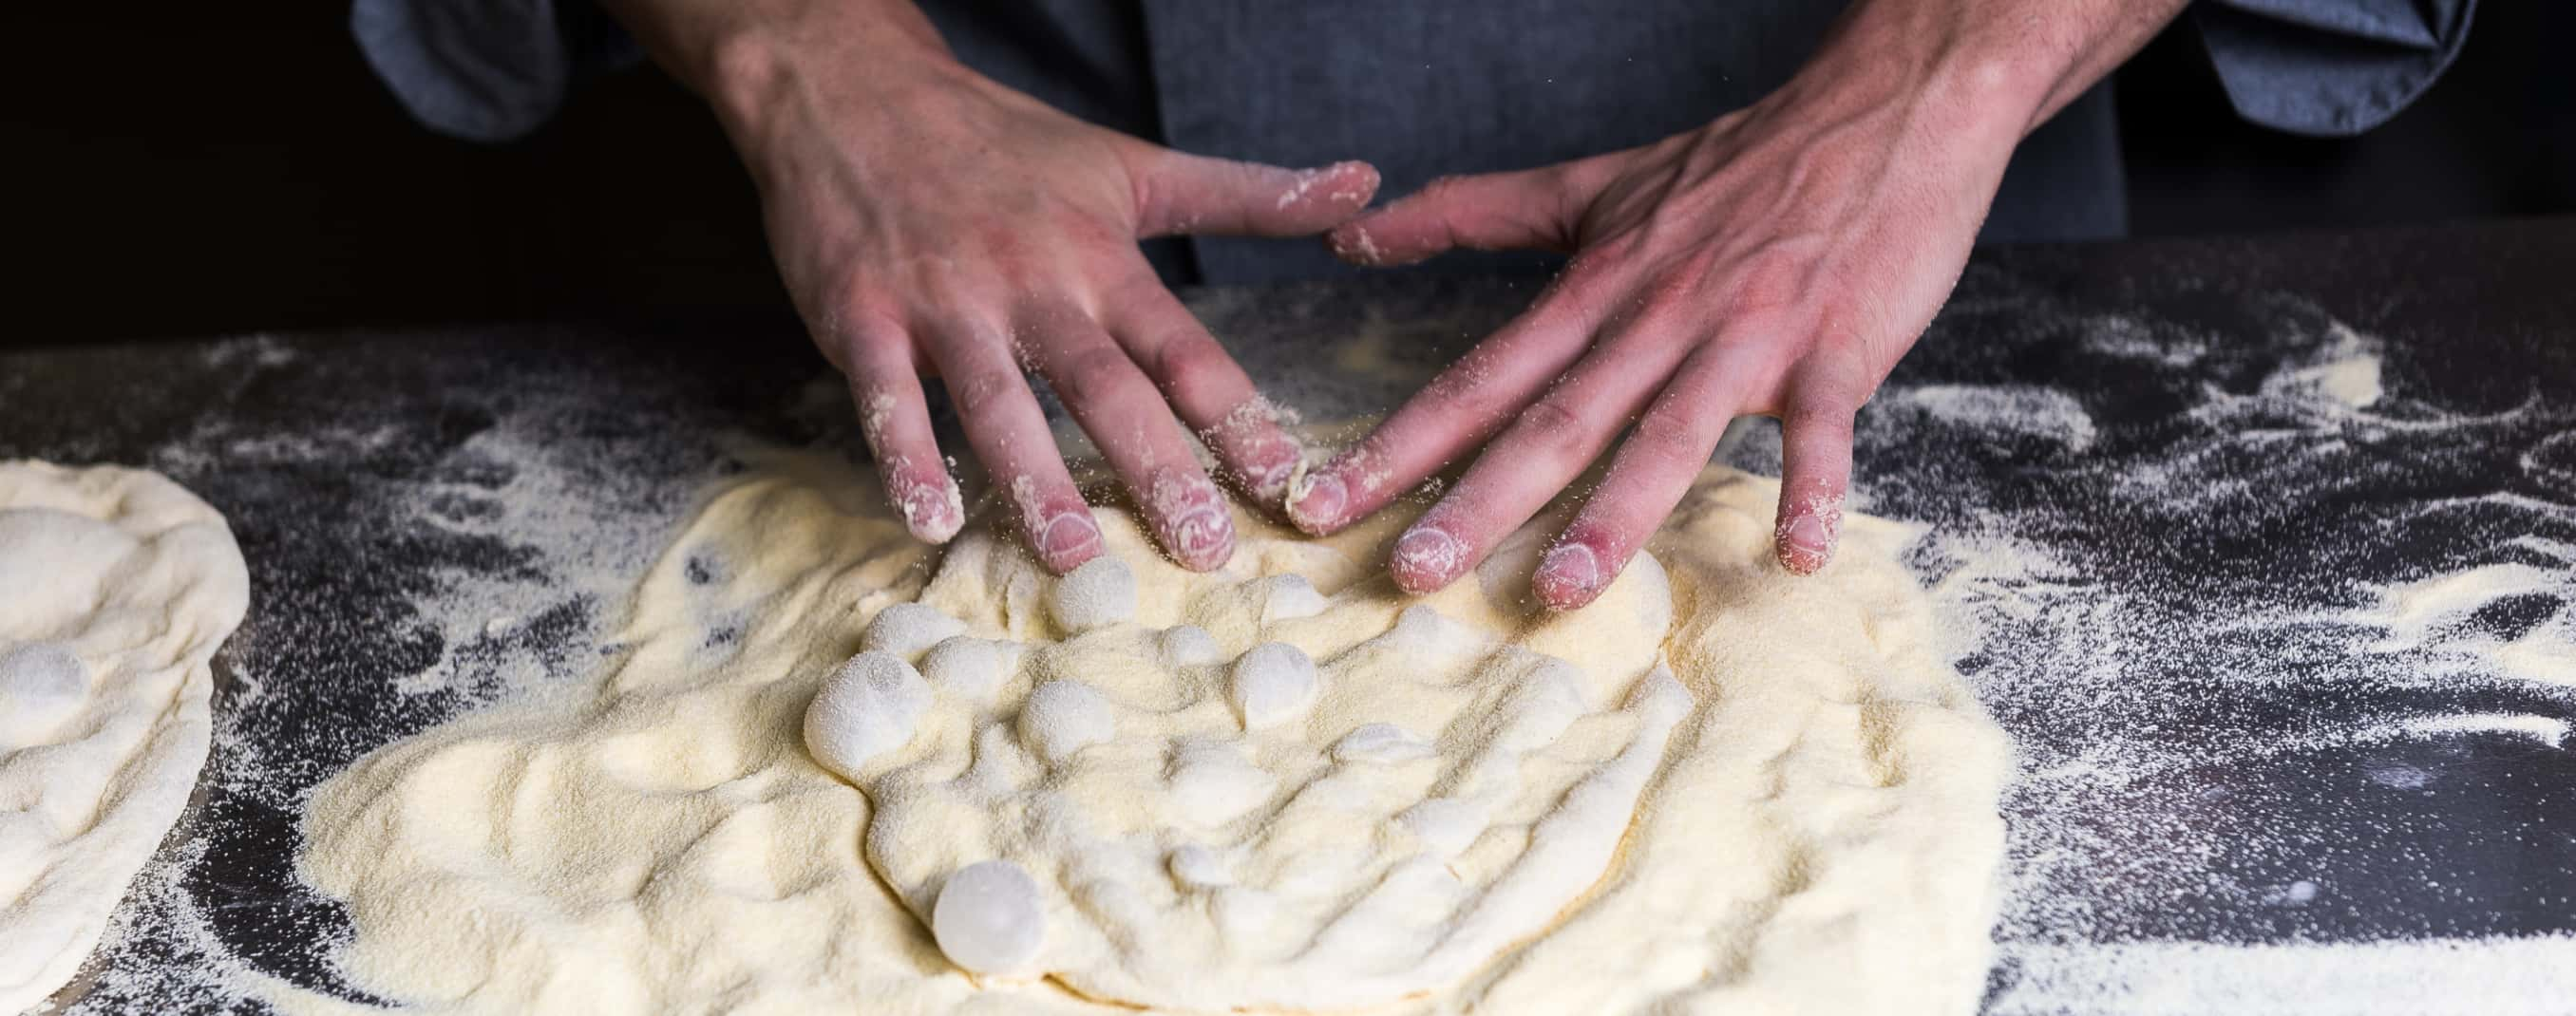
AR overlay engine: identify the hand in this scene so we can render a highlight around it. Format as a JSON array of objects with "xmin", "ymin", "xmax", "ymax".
[
  {"xmin": 1286, "ymin": 0, "xmax": 2186, "ymax": 608},
  {"xmin": 607, "ymin": 0, "xmax": 1378, "ymax": 573}
]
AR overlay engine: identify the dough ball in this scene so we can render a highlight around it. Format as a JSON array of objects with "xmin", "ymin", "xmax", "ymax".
[
  {"xmin": 920, "ymin": 636, "xmax": 1018, "ymax": 704},
  {"xmin": 934, "ymin": 859, "xmax": 1047, "ymax": 976},
  {"xmin": 1257, "ymin": 575, "xmax": 1326, "ymax": 624},
  {"xmin": 1049, "ymin": 557, "xmax": 1136, "ymax": 633},
  {"xmin": 1159, "ymin": 625, "xmax": 1222, "ymax": 668},
  {"xmin": 1383, "ymin": 603, "xmax": 1487, "ymax": 670},
  {"xmin": 0, "ymin": 641, "xmax": 89, "ymax": 747},
  {"xmin": 1165, "ymin": 740, "xmax": 1278, "ymax": 825},
  {"xmin": 1017, "ymin": 680, "xmax": 1115, "ymax": 764},
  {"xmin": 1489, "ymin": 658, "xmax": 1584, "ymax": 751},
  {"xmin": 803, "ymin": 650, "xmax": 933, "ymax": 779},
  {"xmin": 1396, "ymin": 798, "xmax": 1485, "ymax": 859},
  {"xmin": 1229, "ymin": 642, "xmax": 1317, "ymax": 730},
  {"xmin": 862, "ymin": 603, "xmax": 967, "ymax": 661},
  {"xmin": 1332, "ymin": 723, "xmax": 1434, "ymax": 764}
]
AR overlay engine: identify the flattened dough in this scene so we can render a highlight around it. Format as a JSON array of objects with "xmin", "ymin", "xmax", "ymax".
[
  {"xmin": 0, "ymin": 461, "xmax": 250, "ymax": 1012},
  {"xmin": 295, "ymin": 450, "xmax": 2009, "ymax": 1014}
]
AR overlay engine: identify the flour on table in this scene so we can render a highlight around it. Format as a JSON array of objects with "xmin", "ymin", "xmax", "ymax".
[
  {"xmin": 0, "ymin": 461, "xmax": 249, "ymax": 1013},
  {"xmin": 285, "ymin": 447, "xmax": 2010, "ymax": 1014}
]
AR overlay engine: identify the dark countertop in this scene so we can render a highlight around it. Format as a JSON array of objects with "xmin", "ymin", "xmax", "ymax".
[{"xmin": 6, "ymin": 216, "xmax": 2573, "ymax": 1012}]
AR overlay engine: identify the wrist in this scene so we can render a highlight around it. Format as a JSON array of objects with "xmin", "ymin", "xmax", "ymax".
[
  {"xmin": 600, "ymin": 0, "xmax": 962, "ymax": 134},
  {"xmin": 1791, "ymin": 0, "xmax": 2188, "ymax": 144}
]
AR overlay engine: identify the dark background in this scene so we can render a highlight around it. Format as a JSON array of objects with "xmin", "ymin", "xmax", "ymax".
[{"xmin": 6, "ymin": 3, "xmax": 2572, "ymax": 349}]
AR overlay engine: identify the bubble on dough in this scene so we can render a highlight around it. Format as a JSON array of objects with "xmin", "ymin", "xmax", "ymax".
[
  {"xmin": 1018, "ymin": 680, "xmax": 1116, "ymax": 764},
  {"xmin": 1166, "ymin": 740, "xmax": 1278, "ymax": 824},
  {"xmin": 1489, "ymin": 657, "xmax": 1586, "ymax": 751},
  {"xmin": 1230, "ymin": 642, "xmax": 1318, "ymax": 730},
  {"xmin": 1257, "ymin": 575, "xmax": 1327, "ymax": 623},
  {"xmin": 1396, "ymin": 798, "xmax": 1486, "ymax": 859},
  {"xmin": 1332, "ymin": 722, "xmax": 1435, "ymax": 764},
  {"xmin": 1211, "ymin": 885, "xmax": 1280, "ymax": 945},
  {"xmin": 920, "ymin": 636, "xmax": 1019, "ymax": 704},
  {"xmin": 803, "ymin": 650, "xmax": 933, "ymax": 779},
  {"xmin": 1167, "ymin": 845, "xmax": 1233, "ymax": 889},
  {"xmin": 933, "ymin": 859, "xmax": 1048, "ymax": 976},
  {"xmin": 1159, "ymin": 625, "xmax": 1222, "ymax": 667},
  {"xmin": 1049, "ymin": 556, "xmax": 1137, "ymax": 633},
  {"xmin": 0, "ymin": 642, "xmax": 90, "ymax": 746},
  {"xmin": 0, "ymin": 507, "xmax": 140, "ymax": 634},
  {"xmin": 862, "ymin": 603, "xmax": 966, "ymax": 661},
  {"xmin": 1386, "ymin": 603, "xmax": 1489, "ymax": 668}
]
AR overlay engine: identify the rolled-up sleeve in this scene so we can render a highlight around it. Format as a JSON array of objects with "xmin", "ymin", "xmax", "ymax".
[
  {"xmin": 2194, "ymin": 0, "xmax": 2476, "ymax": 137},
  {"xmin": 351, "ymin": 0, "xmax": 640, "ymax": 142}
]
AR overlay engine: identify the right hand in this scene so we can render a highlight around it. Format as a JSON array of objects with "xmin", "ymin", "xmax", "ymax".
[{"xmin": 616, "ymin": 0, "xmax": 1378, "ymax": 573}]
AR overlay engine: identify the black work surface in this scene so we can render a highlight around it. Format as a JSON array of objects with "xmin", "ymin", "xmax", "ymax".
[{"xmin": 5, "ymin": 216, "xmax": 2573, "ymax": 1011}]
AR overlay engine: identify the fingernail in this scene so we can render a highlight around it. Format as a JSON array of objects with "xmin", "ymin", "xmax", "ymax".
[
  {"xmin": 1389, "ymin": 526, "xmax": 1464, "ymax": 593},
  {"xmin": 1777, "ymin": 512, "xmax": 1833, "ymax": 575},
  {"xmin": 1169, "ymin": 507, "xmax": 1233, "ymax": 570},
  {"xmin": 1037, "ymin": 510, "xmax": 1103, "ymax": 570},
  {"xmin": 1249, "ymin": 460, "xmax": 1295, "ymax": 504},
  {"xmin": 1534, "ymin": 542, "xmax": 1601, "ymax": 609},
  {"xmin": 1154, "ymin": 472, "xmax": 1235, "ymax": 571},
  {"xmin": 1331, "ymin": 226, "xmax": 1384, "ymax": 266},
  {"xmin": 1286, "ymin": 473, "xmax": 1346, "ymax": 533},
  {"xmin": 900, "ymin": 476, "xmax": 964, "ymax": 543}
]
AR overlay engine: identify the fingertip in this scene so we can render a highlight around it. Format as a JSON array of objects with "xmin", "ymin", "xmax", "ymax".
[
  {"xmin": 1387, "ymin": 525, "xmax": 1465, "ymax": 594},
  {"xmin": 1533, "ymin": 540, "xmax": 1605, "ymax": 611},
  {"xmin": 1321, "ymin": 160, "xmax": 1381, "ymax": 209},
  {"xmin": 1327, "ymin": 221, "xmax": 1397, "ymax": 267},
  {"xmin": 893, "ymin": 469, "xmax": 966, "ymax": 544},
  {"xmin": 1284, "ymin": 471, "xmax": 1348, "ymax": 536},
  {"xmin": 1032, "ymin": 507, "xmax": 1106, "ymax": 574},
  {"xmin": 1148, "ymin": 469, "xmax": 1237, "ymax": 572},
  {"xmin": 1771, "ymin": 499, "xmax": 1841, "ymax": 576}
]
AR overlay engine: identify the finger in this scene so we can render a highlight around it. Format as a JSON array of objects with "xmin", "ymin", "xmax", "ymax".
[
  {"xmin": 1384, "ymin": 309, "xmax": 1700, "ymax": 594},
  {"xmin": 1135, "ymin": 156, "xmax": 1379, "ymax": 238},
  {"xmin": 1326, "ymin": 165, "xmax": 1585, "ymax": 268},
  {"xmin": 1284, "ymin": 260, "xmax": 1620, "ymax": 536},
  {"xmin": 1019, "ymin": 308, "xmax": 1237, "ymax": 571},
  {"xmin": 1772, "ymin": 370, "xmax": 1860, "ymax": 575},
  {"xmin": 835, "ymin": 317, "xmax": 964, "ymax": 543},
  {"xmin": 1100, "ymin": 276, "xmax": 1304, "ymax": 505},
  {"xmin": 1533, "ymin": 344, "xmax": 1752, "ymax": 611},
  {"xmin": 920, "ymin": 320, "xmax": 1104, "ymax": 574}
]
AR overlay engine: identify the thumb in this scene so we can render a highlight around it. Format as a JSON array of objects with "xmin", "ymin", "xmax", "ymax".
[
  {"xmin": 1136, "ymin": 155, "xmax": 1379, "ymax": 238},
  {"xmin": 1326, "ymin": 166, "xmax": 1585, "ymax": 268}
]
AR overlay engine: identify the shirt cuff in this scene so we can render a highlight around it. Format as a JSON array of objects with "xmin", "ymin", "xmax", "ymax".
[
  {"xmin": 351, "ymin": 0, "xmax": 641, "ymax": 142},
  {"xmin": 2194, "ymin": 0, "xmax": 2476, "ymax": 137}
]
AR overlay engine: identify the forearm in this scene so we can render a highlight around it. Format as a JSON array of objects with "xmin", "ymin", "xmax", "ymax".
[
  {"xmin": 1788, "ymin": 0, "xmax": 2192, "ymax": 149},
  {"xmin": 595, "ymin": 0, "xmax": 959, "ymax": 122}
]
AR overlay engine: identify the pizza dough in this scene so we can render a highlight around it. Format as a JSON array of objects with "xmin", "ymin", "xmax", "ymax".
[
  {"xmin": 0, "ymin": 461, "xmax": 250, "ymax": 1013},
  {"xmin": 823, "ymin": 533, "xmax": 1692, "ymax": 1010},
  {"xmin": 295, "ymin": 449, "xmax": 2009, "ymax": 1014}
]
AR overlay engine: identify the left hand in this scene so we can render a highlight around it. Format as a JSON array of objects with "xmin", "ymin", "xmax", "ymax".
[{"xmin": 1283, "ymin": 0, "xmax": 2186, "ymax": 609}]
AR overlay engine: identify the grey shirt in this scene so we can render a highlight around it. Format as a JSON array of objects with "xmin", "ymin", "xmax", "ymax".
[{"xmin": 350, "ymin": 0, "xmax": 2475, "ymax": 284}]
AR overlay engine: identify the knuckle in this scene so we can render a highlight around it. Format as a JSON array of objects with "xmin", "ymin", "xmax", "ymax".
[
  {"xmin": 1055, "ymin": 347, "xmax": 1143, "ymax": 407},
  {"xmin": 1627, "ymin": 404, "xmax": 1709, "ymax": 467},
  {"xmin": 1723, "ymin": 243, "xmax": 1818, "ymax": 321},
  {"xmin": 1151, "ymin": 332, "xmax": 1233, "ymax": 387},
  {"xmin": 949, "ymin": 368, "xmax": 1023, "ymax": 417},
  {"xmin": 1513, "ymin": 397, "xmax": 1595, "ymax": 459},
  {"xmin": 1786, "ymin": 402, "xmax": 1857, "ymax": 442}
]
